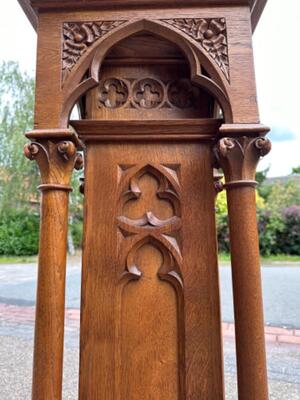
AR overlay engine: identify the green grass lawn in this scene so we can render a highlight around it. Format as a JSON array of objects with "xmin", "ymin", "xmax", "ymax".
[
  {"xmin": 0, "ymin": 255, "xmax": 37, "ymax": 264},
  {"xmin": 219, "ymin": 253, "xmax": 300, "ymax": 263}
]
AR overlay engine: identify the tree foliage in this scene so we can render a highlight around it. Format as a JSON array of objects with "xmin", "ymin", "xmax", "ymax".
[{"xmin": 0, "ymin": 61, "xmax": 39, "ymax": 210}]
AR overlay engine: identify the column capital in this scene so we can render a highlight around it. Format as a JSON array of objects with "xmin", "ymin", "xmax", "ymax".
[
  {"xmin": 24, "ymin": 131, "xmax": 83, "ymax": 192},
  {"xmin": 214, "ymin": 136, "xmax": 271, "ymax": 189}
]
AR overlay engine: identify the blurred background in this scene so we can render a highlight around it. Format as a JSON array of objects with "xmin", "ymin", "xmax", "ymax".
[
  {"xmin": 0, "ymin": 0, "xmax": 299, "ymax": 261},
  {"xmin": 0, "ymin": 1, "xmax": 299, "ymax": 399}
]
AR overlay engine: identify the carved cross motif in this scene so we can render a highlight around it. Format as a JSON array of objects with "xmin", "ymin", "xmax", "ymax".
[
  {"xmin": 162, "ymin": 18, "xmax": 229, "ymax": 82},
  {"xmin": 99, "ymin": 78, "xmax": 129, "ymax": 108},
  {"xmin": 168, "ymin": 79, "xmax": 201, "ymax": 109},
  {"xmin": 133, "ymin": 79, "xmax": 164, "ymax": 109},
  {"xmin": 136, "ymin": 84, "xmax": 160, "ymax": 108}
]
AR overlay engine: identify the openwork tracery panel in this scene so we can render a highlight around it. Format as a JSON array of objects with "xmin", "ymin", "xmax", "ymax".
[{"xmin": 98, "ymin": 78, "xmax": 207, "ymax": 110}]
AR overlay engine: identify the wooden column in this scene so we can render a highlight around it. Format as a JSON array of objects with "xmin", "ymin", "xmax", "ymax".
[
  {"xmin": 215, "ymin": 128, "xmax": 271, "ymax": 400},
  {"xmin": 24, "ymin": 130, "xmax": 83, "ymax": 400}
]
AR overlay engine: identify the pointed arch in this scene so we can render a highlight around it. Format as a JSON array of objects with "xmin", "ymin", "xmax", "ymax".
[{"xmin": 61, "ymin": 18, "xmax": 233, "ymax": 126}]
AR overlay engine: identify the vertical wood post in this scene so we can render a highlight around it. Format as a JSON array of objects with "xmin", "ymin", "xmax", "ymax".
[
  {"xmin": 215, "ymin": 130, "xmax": 271, "ymax": 400},
  {"xmin": 24, "ymin": 131, "xmax": 83, "ymax": 400}
]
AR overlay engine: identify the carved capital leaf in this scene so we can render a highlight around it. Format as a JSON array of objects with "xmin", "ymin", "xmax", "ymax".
[
  {"xmin": 162, "ymin": 18, "xmax": 229, "ymax": 81},
  {"xmin": 214, "ymin": 136, "xmax": 271, "ymax": 186},
  {"xmin": 24, "ymin": 140, "xmax": 83, "ymax": 190}
]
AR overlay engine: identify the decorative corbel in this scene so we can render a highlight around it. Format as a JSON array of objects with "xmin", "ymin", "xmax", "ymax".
[
  {"xmin": 24, "ymin": 129, "xmax": 84, "ymax": 191},
  {"xmin": 214, "ymin": 136, "xmax": 271, "ymax": 189}
]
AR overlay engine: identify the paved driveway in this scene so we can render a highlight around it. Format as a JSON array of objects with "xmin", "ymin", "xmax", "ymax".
[
  {"xmin": 0, "ymin": 259, "xmax": 299, "ymax": 399},
  {"xmin": 0, "ymin": 260, "xmax": 299, "ymax": 327}
]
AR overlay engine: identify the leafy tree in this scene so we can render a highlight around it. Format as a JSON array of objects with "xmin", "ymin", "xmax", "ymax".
[
  {"xmin": 216, "ymin": 184, "xmax": 265, "ymax": 253},
  {"xmin": 292, "ymin": 165, "xmax": 300, "ymax": 174},
  {"xmin": 0, "ymin": 61, "xmax": 83, "ymax": 255},
  {"xmin": 0, "ymin": 61, "xmax": 39, "ymax": 211},
  {"xmin": 264, "ymin": 180, "xmax": 300, "ymax": 212},
  {"xmin": 256, "ymin": 167, "xmax": 272, "ymax": 200},
  {"xmin": 256, "ymin": 167, "xmax": 269, "ymax": 185}
]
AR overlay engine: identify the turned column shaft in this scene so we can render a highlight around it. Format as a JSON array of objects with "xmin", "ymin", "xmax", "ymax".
[
  {"xmin": 226, "ymin": 186, "xmax": 268, "ymax": 400},
  {"xmin": 215, "ymin": 133, "xmax": 271, "ymax": 400},
  {"xmin": 24, "ymin": 135, "xmax": 83, "ymax": 400},
  {"xmin": 32, "ymin": 189, "xmax": 70, "ymax": 400}
]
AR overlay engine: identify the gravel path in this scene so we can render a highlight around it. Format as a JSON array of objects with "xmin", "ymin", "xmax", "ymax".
[{"xmin": 0, "ymin": 335, "xmax": 299, "ymax": 399}]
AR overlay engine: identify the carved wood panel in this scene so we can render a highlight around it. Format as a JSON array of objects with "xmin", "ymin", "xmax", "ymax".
[
  {"xmin": 79, "ymin": 141, "xmax": 224, "ymax": 399},
  {"xmin": 62, "ymin": 20, "xmax": 126, "ymax": 81},
  {"xmin": 87, "ymin": 64, "xmax": 214, "ymax": 120},
  {"xmin": 98, "ymin": 77, "xmax": 207, "ymax": 110}
]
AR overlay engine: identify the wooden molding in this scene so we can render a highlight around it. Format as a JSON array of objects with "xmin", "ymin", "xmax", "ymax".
[
  {"xmin": 25, "ymin": 128, "xmax": 84, "ymax": 149},
  {"xmin": 219, "ymin": 123, "xmax": 270, "ymax": 137},
  {"xmin": 18, "ymin": 0, "xmax": 267, "ymax": 32},
  {"xmin": 251, "ymin": 0, "xmax": 268, "ymax": 32},
  {"xmin": 17, "ymin": 0, "xmax": 38, "ymax": 30},
  {"xmin": 70, "ymin": 118, "xmax": 223, "ymax": 141}
]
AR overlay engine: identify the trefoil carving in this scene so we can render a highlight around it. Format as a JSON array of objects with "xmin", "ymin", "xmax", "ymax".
[{"xmin": 116, "ymin": 164, "xmax": 183, "ymax": 287}]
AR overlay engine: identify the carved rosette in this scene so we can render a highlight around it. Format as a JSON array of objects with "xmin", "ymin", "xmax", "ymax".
[
  {"xmin": 24, "ymin": 140, "xmax": 83, "ymax": 192},
  {"xmin": 62, "ymin": 20, "xmax": 126, "ymax": 81},
  {"xmin": 98, "ymin": 77, "xmax": 206, "ymax": 110},
  {"xmin": 214, "ymin": 136, "xmax": 272, "ymax": 188},
  {"xmin": 116, "ymin": 163, "xmax": 183, "ymax": 287},
  {"xmin": 163, "ymin": 18, "xmax": 229, "ymax": 81}
]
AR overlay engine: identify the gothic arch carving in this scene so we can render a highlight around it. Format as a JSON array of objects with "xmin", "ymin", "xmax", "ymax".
[
  {"xmin": 61, "ymin": 18, "xmax": 233, "ymax": 126},
  {"xmin": 116, "ymin": 163, "xmax": 183, "ymax": 287}
]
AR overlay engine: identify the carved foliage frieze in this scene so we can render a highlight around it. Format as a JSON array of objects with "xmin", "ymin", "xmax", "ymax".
[
  {"xmin": 116, "ymin": 164, "xmax": 183, "ymax": 287},
  {"xmin": 62, "ymin": 20, "xmax": 126, "ymax": 81},
  {"xmin": 62, "ymin": 18, "xmax": 229, "ymax": 84},
  {"xmin": 98, "ymin": 77, "xmax": 205, "ymax": 110},
  {"xmin": 163, "ymin": 18, "xmax": 229, "ymax": 81}
]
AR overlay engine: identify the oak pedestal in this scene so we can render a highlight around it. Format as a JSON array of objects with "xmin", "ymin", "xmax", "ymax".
[{"xmin": 20, "ymin": 0, "xmax": 270, "ymax": 399}]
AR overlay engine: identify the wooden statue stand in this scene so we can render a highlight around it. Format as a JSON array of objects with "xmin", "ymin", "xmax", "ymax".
[{"xmin": 20, "ymin": 0, "xmax": 270, "ymax": 399}]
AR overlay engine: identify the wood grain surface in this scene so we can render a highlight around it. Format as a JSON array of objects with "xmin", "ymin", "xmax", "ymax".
[
  {"xmin": 79, "ymin": 141, "xmax": 224, "ymax": 399},
  {"xmin": 23, "ymin": 2, "xmax": 270, "ymax": 398}
]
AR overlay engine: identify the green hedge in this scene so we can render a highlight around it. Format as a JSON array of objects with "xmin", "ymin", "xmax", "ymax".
[
  {"xmin": 0, "ymin": 210, "xmax": 40, "ymax": 256},
  {"xmin": 0, "ymin": 206, "xmax": 298, "ymax": 257},
  {"xmin": 218, "ymin": 206, "xmax": 300, "ymax": 256}
]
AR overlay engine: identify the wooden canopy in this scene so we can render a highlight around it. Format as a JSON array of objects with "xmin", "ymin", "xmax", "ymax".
[{"xmin": 18, "ymin": 0, "xmax": 267, "ymax": 32}]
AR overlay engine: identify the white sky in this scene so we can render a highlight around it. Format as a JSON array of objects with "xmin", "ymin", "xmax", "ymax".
[{"xmin": 0, "ymin": 0, "xmax": 299, "ymax": 177}]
